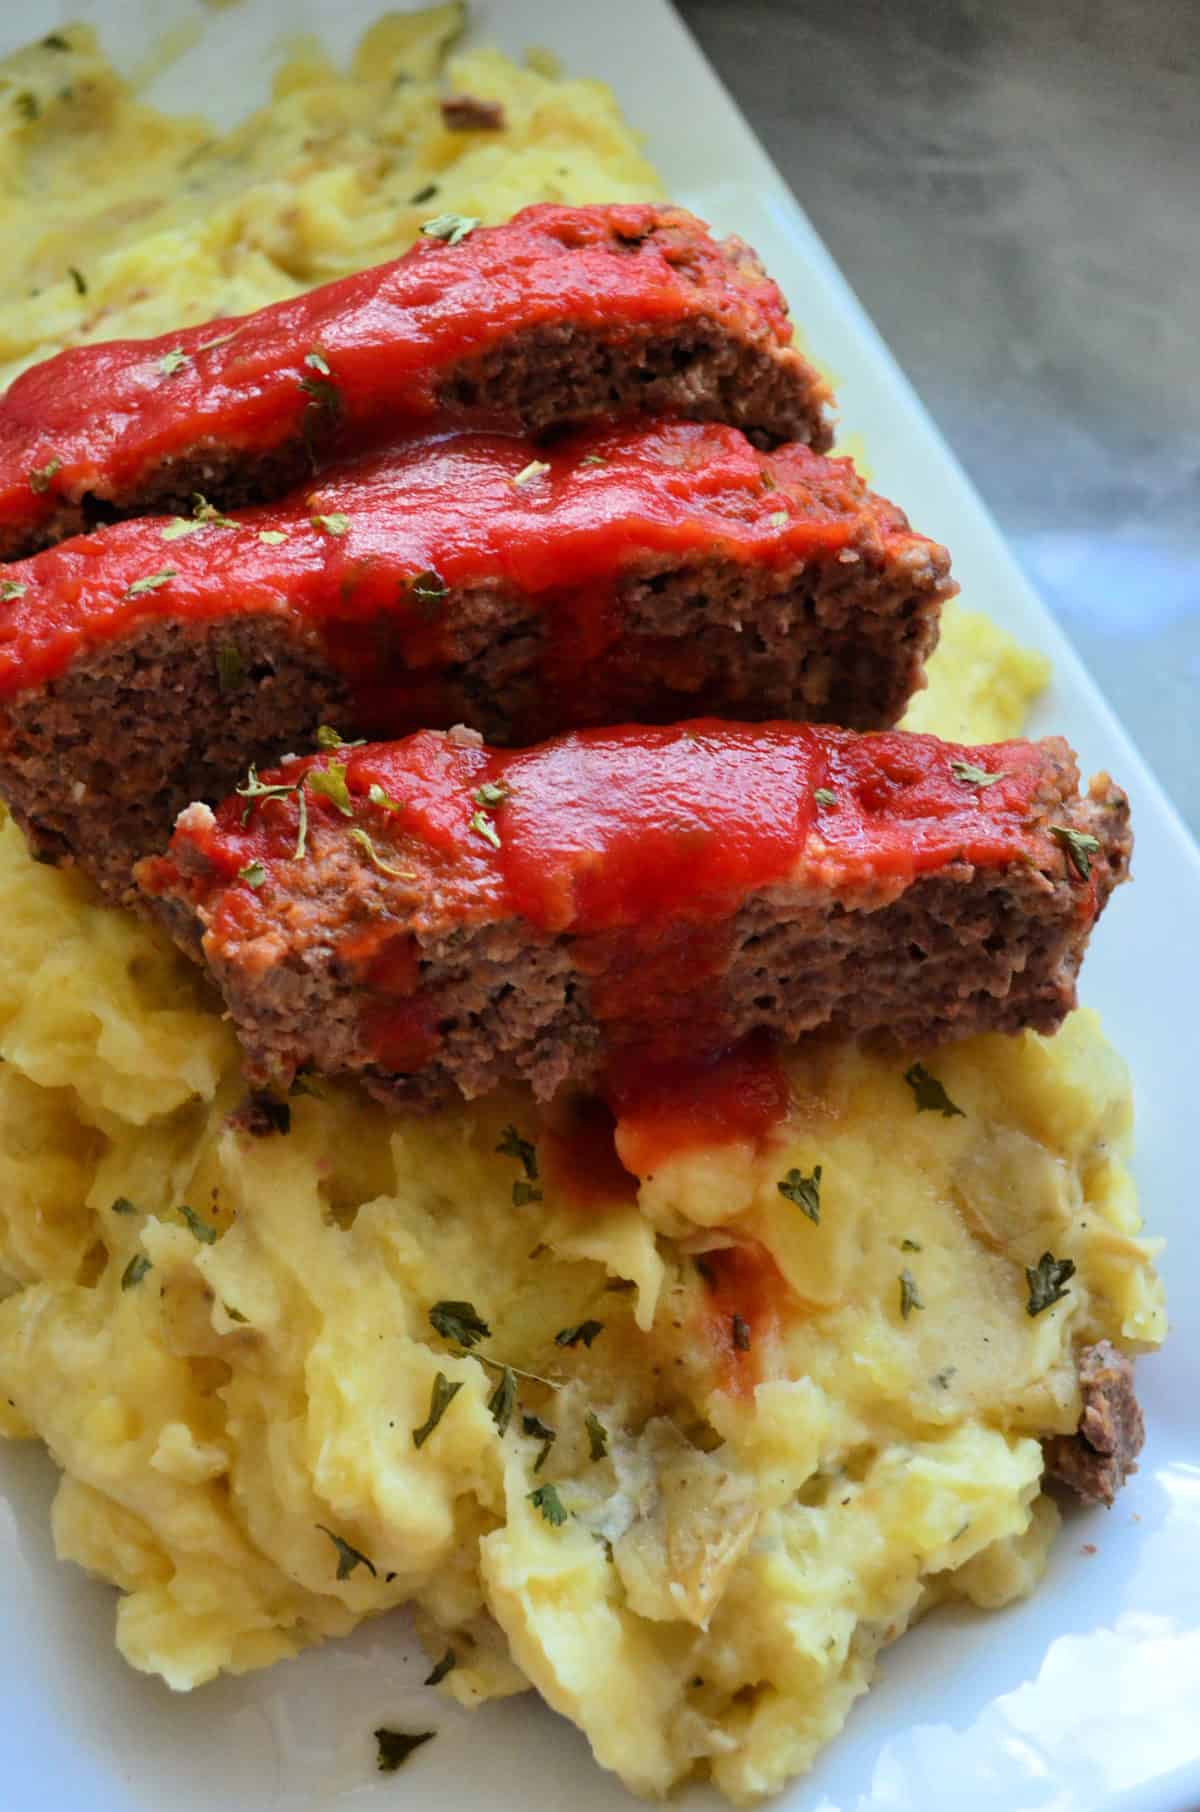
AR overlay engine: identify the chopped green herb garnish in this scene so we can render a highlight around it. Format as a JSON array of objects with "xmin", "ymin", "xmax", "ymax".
[
  {"xmin": 238, "ymin": 860, "xmax": 266, "ymax": 888},
  {"xmin": 191, "ymin": 495, "xmax": 236, "ymax": 527},
  {"xmin": 298, "ymin": 376, "xmax": 338, "ymax": 410},
  {"xmin": 778, "ymin": 1164, "xmax": 822, "ymax": 1224},
  {"xmin": 472, "ymin": 1351, "xmax": 562, "ymax": 1392},
  {"xmin": 375, "ymin": 1728, "xmax": 434, "ymax": 1773},
  {"xmin": 316, "ymin": 1524, "xmax": 377, "ymax": 1580},
  {"xmin": 157, "ymin": 348, "xmax": 189, "ymax": 377},
  {"xmin": 14, "ymin": 92, "xmax": 40, "ymax": 122},
  {"xmin": 497, "ymin": 1125, "xmax": 538, "ymax": 1178},
  {"xmin": 162, "ymin": 509, "xmax": 233, "ymax": 544},
  {"xmin": 732, "ymin": 1314, "xmax": 751, "ymax": 1352},
  {"xmin": 429, "ymin": 1300, "xmax": 491, "ymax": 1348},
  {"xmin": 931, "ymin": 1365, "xmax": 957, "ymax": 1389},
  {"xmin": 1025, "ymin": 1251, "xmax": 1076, "ymax": 1317},
  {"xmin": 299, "ymin": 374, "xmax": 342, "ymax": 464},
  {"xmin": 315, "ymin": 724, "xmax": 366, "ymax": 750},
  {"xmin": 898, "ymin": 1268, "xmax": 924, "ymax": 1319},
  {"xmin": 258, "ymin": 529, "xmax": 288, "ymax": 545},
  {"xmin": 348, "ymin": 828, "xmax": 415, "ymax": 880},
  {"xmin": 311, "ymin": 511, "xmax": 349, "ymax": 537},
  {"xmin": 216, "ymin": 644, "xmax": 245, "ymax": 691},
  {"xmin": 424, "ymin": 1649, "xmax": 457, "ymax": 1686},
  {"xmin": 409, "ymin": 182, "xmax": 439, "ymax": 205},
  {"xmin": 110, "ymin": 1196, "xmax": 137, "ymax": 1215},
  {"xmin": 304, "ymin": 347, "xmax": 331, "ymax": 376},
  {"xmin": 236, "ymin": 766, "xmax": 311, "ymax": 860},
  {"xmin": 903, "ymin": 1063, "xmax": 965, "ymax": 1118},
  {"xmin": 1049, "ymin": 824, "xmax": 1101, "ymax": 881},
  {"xmin": 487, "ymin": 1365, "xmax": 518, "ymax": 1435},
  {"xmin": 511, "ymin": 1180, "xmax": 543, "ymax": 1207},
  {"xmin": 512, "ymin": 459, "xmax": 551, "ymax": 487},
  {"xmin": 123, "ymin": 568, "xmax": 176, "ymax": 599},
  {"xmin": 223, "ymin": 1303, "xmax": 248, "ymax": 1323},
  {"xmin": 585, "ymin": 1410, "xmax": 609, "ymax": 1461},
  {"xmin": 950, "ymin": 759, "xmax": 1006, "ymax": 788},
  {"xmin": 293, "ymin": 786, "xmax": 309, "ymax": 859},
  {"xmin": 121, "ymin": 1254, "xmax": 151, "ymax": 1290},
  {"xmin": 29, "ymin": 456, "xmax": 61, "ymax": 493},
  {"xmin": 901, "ymin": 1238, "xmax": 922, "ymax": 1252},
  {"xmin": 237, "ymin": 765, "xmax": 294, "ymax": 811},
  {"xmin": 528, "ymin": 1482, "xmax": 567, "ymax": 1526},
  {"xmin": 410, "ymin": 569, "xmax": 447, "ymax": 602},
  {"xmin": 161, "ymin": 495, "xmax": 235, "ymax": 540},
  {"xmin": 179, "ymin": 1203, "xmax": 217, "ymax": 1244},
  {"xmin": 307, "ymin": 761, "xmax": 353, "ymax": 815},
  {"xmin": 523, "ymin": 1413, "xmax": 556, "ymax": 1470},
  {"xmin": 580, "ymin": 453, "xmax": 607, "ymax": 466},
  {"xmin": 367, "ymin": 782, "xmax": 404, "ymax": 813},
  {"xmin": 43, "ymin": 32, "xmax": 71, "ymax": 50},
  {"xmin": 554, "ymin": 1320, "xmax": 604, "ymax": 1349},
  {"xmin": 473, "ymin": 780, "xmax": 510, "ymax": 809},
  {"xmin": 420, "ymin": 212, "xmax": 480, "ymax": 245},
  {"xmin": 67, "ymin": 265, "xmax": 86, "ymax": 295},
  {"xmin": 813, "ymin": 787, "xmax": 837, "ymax": 807},
  {"xmin": 0, "ymin": 580, "xmax": 26, "ymax": 600},
  {"xmin": 412, "ymin": 1371, "xmax": 463, "ymax": 1448},
  {"xmin": 470, "ymin": 809, "xmax": 501, "ymax": 850}
]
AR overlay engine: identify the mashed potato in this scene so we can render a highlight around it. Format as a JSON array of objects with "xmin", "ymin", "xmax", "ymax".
[
  {"xmin": 0, "ymin": 11, "xmax": 1165, "ymax": 1808},
  {"xmin": 0, "ymin": 6, "xmax": 660, "ymax": 384}
]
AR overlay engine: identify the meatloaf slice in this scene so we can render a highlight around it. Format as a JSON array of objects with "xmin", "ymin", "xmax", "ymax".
[
  {"xmin": 137, "ymin": 721, "xmax": 1131, "ymax": 1111},
  {"xmin": 0, "ymin": 423, "xmax": 953, "ymax": 904},
  {"xmin": 1044, "ymin": 1340, "xmax": 1145, "ymax": 1505},
  {"xmin": 0, "ymin": 203, "xmax": 834, "ymax": 560}
]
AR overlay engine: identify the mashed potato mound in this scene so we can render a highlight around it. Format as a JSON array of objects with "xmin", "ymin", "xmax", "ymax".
[
  {"xmin": 0, "ymin": 11, "xmax": 1166, "ymax": 1808},
  {"xmin": 0, "ymin": 801, "xmax": 1165, "ymax": 1802},
  {"xmin": 0, "ymin": 6, "xmax": 661, "ymax": 384}
]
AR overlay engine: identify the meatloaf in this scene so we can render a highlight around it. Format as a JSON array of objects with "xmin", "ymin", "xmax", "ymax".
[
  {"xmin": 137, "ymin": 720, "xmax": 1131, "ymax": 1110},
  {"xmin": 0, "ymin": 422, "xmax": 953, "ymax": 903},
  {"xmin": 1044, "ymin": 1339, "xmax": 1145, "ymax": 1505},
  {"xmin": 0, "ymin": 203, "xmax": 834, "ymax": 560}
]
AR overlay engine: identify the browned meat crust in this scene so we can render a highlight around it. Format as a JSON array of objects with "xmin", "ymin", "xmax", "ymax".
[{"xmin": 1044, "ymin": 1340, "xmax": 1145, "ymax": 1505}]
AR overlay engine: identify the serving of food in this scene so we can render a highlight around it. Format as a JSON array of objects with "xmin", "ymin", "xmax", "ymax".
[{"xmin": 0, "ymin": 9, "xmax": 1176, "ymax": 1810}]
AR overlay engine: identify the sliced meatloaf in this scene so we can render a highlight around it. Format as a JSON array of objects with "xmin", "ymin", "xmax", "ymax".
[
  {"xmin": 0, "ymin": 422, "xmax": 953, "ymax": 903},
  {"xmin": 138, "ymin": 720, "xmax": 1131, "ymax": 1111},
  {"xmin": 0, "ymin": 203, "xmax": 835, "ymax": 560}
]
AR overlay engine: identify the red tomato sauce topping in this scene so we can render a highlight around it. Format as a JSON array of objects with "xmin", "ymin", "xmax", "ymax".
[
  {"xmin": 151, "ymin": 720, "xmax": 1087, "ymax": 1083},
  {"xmin": 606, "ymin": 1035, "xmax": 792, "ymax": 1177},
  {"xmin": 0, "ymin": 203, "xmax": 796, "ymax": 550},
  {"xmin": 0, "ymin": 420, "xmax": 916, "ymax": 713}
]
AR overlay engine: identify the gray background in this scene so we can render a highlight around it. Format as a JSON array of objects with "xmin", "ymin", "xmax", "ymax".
[{"xmin": 678, "ymin": 0, "xmax": 1199, "ymax": 835}]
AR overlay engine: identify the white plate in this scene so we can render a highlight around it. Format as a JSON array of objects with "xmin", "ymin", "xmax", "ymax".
[{"xmin": 3, "ymin": 3, "xmax": 1199, "ymax": 1809}]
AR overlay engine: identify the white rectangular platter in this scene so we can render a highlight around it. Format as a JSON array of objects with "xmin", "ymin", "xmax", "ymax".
[{"xmin": 1, "ymin": 3, "xmax": 1198, "ymax": 1810}]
